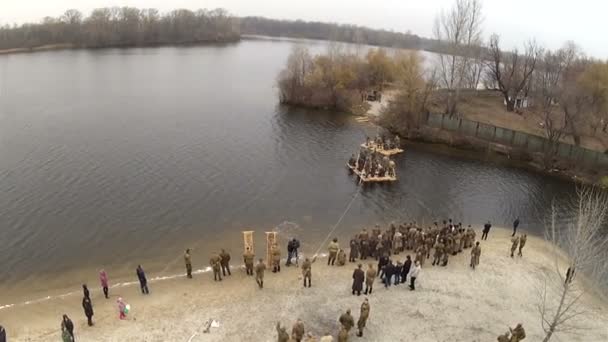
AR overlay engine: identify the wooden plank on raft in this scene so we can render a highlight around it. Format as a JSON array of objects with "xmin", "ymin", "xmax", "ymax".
[{"xmin": 346, "ymin": 164, "xmax": 397, "ymax": 183}]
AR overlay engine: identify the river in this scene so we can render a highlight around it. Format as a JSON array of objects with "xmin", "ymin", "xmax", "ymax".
[{"xmin": 0, "ymin": 37, "xmax": 574, "ymax": 306}]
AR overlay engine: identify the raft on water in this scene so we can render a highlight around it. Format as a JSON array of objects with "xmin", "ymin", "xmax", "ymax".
[
  {"xmin": 360, "ymin": 143, "xmax": 404, "ymax": 156},
  {"xmin": 346, "ymin": 164, "xmax": 397, "ymax": 183}
]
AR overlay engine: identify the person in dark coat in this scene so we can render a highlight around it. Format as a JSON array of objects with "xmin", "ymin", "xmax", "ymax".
[
  {"xmin": 360, "ymin": 240, "xmax": 369, "ymax": 260},
  {"xmin": 377, "ymin": 254, "xmax": 389, "ymax": 280},
  {"xmin": 512, "ymin": 217, "xmax": 520, "ymax": 237},
  {"xmin": 0, "ymin": 325, "xmax": 6, "ymax": 342},
  {"xmin": 481, "ymin": 221, "xmax": 492, "ymax": 240},
  {"xmin": 383, "ymin": 261, "xmax": 394, "ymax": 288},
  {"xmin": 136, "ymin": 265, "xmax": 149, "ymax": 294},
  {"xmin": 82, "ymin": 284, "xmax": 90, "ymax": 299},
  {"xmin": 62, "ymin": 314, "xmax": 74, "ymax": 341},
  {"xmin": 349, "ymin": 237, "xmax": 359, "ymax": 262},
  {"xmin": 82, "ymin": 296, "xmax": 94, "ymax": 326},
  {"xmin": 401, "ymin": 255, "xmax": 412, "ymax": 284},
  {"xmin": 286, "ymin": 238, "xmax": 300, "ymax": 266},
  {"xmin": 352, "ymin": 264, "xmax": 365, "ymax": 296}
]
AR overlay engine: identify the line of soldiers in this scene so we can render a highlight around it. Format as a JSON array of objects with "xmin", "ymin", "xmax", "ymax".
[
  {"xmin": 364, "ymin": 134, "xmax": 400, "ymax": 151},
  {"xmin": 276, "ymin": 298, "xmax": 371, "ymax": 342},
  {"xmin": 348, "ymin": 149, "xmax": 396, "ymax": 179}
]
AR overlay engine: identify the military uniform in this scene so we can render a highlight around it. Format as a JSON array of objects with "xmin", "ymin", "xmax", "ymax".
[
  {"xmin": 349, "ymin": 238, "xmax": 359, "ymax": 262},
  {"xmin": 339, "ymin": 310, "xmax": 355, "ymax": 332},
  {"xmin": 470, "ymin": 244, "xmax": 481, "ymax": 269},
  {"xmin": 510, "ymin": 236, "xmax": 520, "ymax": 258},
  {"xmin": 432, "ymin": 241, "xmax": 444, "ymax": 266},
  {"xmin": 364, "ymin": 265, "xmax": 376, "ymax": 295},
  {"xmin": 271, "ymin": 245, "xmax": 281, "ymax": 272},
  {"xmin": 338, "ymin": 328, "xmax": 348, "ymax": 342},
  {"xmin": 292, "ymin": 320, "xmax": 305, "ymax": 342},
  {"xmin": 276, "ymin": 322, "xmax": 290, "ymax": 342},
  {"xmin": 337, "ymin": 249, "xmax": 346, "ymax": 266},
  {"xmin": 518, "ymin": 235, "xmax": 527, "ymax": 256},
  {"xmin": 357, "ymin": 299, "xmax": 370, "ymax": 337},
  {"xmin": 210, "ymin": 254, "xmax": 222, "ymax": 281},
  {"xmin": 255, "ymin": 260, "xmax": 266, "ymax": 288},
  {"xmin": 220, "ymin": 250, "xmax": 231, "ymax": 276},
  {"xmin": 328, "ymin": 241, "xmax": 339, "ymax": 265},
  {"xmin": 302, "ymin": 258, "xmax": 312, "ymax": 287}
]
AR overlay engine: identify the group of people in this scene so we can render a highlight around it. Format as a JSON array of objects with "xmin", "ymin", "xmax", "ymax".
[
  {"xmin": 364, "ymin": 134, "xmax": 400, "ymax": 151},
  {"xmin": 276, "ymin": 298, "xmax": 371, "ymax": 342},
  {"xmin": 348, "ymin": 149, "xmax": 396, "ymax": 179}
]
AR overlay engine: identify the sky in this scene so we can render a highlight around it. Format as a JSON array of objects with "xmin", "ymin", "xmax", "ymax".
[{"xmin": 1, "ymin": 0, "xmax": 606, "ymax": 58}]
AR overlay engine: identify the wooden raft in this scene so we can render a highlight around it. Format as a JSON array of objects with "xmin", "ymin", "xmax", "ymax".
[
  {"xmin": 347, "ymin": 164, "xmax": 397, "ymax": 183},
  {"xmin": 360, "ymin": 143, "xmax": 404, "ymax": 156}
]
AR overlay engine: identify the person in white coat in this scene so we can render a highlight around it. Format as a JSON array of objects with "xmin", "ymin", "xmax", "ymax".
[{"xmin": 408, "ymin": 260, "xmax": 421, "ymax": 291}]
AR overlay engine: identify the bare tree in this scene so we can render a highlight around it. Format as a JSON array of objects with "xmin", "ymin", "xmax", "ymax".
[
  {"xmin": 485, "ymin": 34, "xmax": 542, "ymax": 112},
  {"xmin": 539, "ymin": 186, "xmax": 608, "ymax": 342},
  {"xmin": 433, "ymin": 0, "xmax": 483, "ymax": 115}
]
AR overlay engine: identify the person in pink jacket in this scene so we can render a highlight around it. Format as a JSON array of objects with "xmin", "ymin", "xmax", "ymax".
[
  {"xmin": 117, "ymin": 297, "xmax": 126, "ymax": 320},
  {"xmin": 99, "ymin": 270, "xmax": 109, "ymax": 299}
]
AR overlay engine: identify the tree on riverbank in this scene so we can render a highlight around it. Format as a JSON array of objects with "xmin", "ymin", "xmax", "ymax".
[
  {"xmin": 539, "ymin": 187, "xmax": 608, "ymax": 342},
  {"xmin": 0, "ymin": 7, "xmax": 239, "ymax": 50}
]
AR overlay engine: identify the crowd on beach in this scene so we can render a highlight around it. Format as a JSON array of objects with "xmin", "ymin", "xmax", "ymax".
[{"xmin": 1, "ymin": 218, "xmax": 534, "ymax": 342}]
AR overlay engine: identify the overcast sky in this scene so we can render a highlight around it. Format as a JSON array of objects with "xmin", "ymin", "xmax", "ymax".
[{"xmin": 2, "ymin": 0, "xmax": 606, "ymax": 58}]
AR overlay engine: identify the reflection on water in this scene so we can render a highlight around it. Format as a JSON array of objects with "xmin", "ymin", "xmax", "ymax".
[{"xmin": 0, "ymin": 39, "xmax": 574, "ymax": 305}]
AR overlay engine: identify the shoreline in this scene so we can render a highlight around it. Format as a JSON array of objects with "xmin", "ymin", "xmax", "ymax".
[{"xmin": 1, "ymin": 227, "xmax": 607, "ymax": 341}]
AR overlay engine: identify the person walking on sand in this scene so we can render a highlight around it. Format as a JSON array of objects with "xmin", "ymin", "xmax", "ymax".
[
  {"xmin": 518, "ymin": 234, "xmax": 527, "ymax": 257},
  {"xmin": 482, "ymin": 221, "xmax": 492, "ymax": 240},
  {"xmin": 401, "ymin": 255, "xmax": 412, "ymax": 284},
  {"xmin": 61, "ymin": 314, "xmax": 74, "ymax": 341},
  {"xmin": 364, "ymin": 263, "xmax": 376, "ymax": 295},
  {"xmin": 117, "ymin": 297, "xmax": 127, "ymax": 320},
  {"xmin": 292, "ymin": 319, "xmax": 305, "ymax": 342},
  {"xmin": 328, "ymin": 238, "xmax": 339, "ymax": 265},
  {"xmin": 82, "ymin": 296, "xmax": 94, "ymax": 326},
  {"xmin": 286, "ymin": 238, "xmax": 300, "ymax": 266},
  {"xmin": 356, "ymin": 298, "xmax": 370, "ymax": 337},
  {"xmin": 136, "ymin": 265, "xmax": 149, "ymax": 294},
  {"xmin": 271, "ymin": 243, "xmax": 281, "ymax": 273},
  {"xmin": 352, "ymin": 264, "xmax": 365, "ymax": 296},
  {"xmin": 337, "ymin": 249, "xmax": 347, "ymax": 266},
  {"xmin": 220, "ymin": 249, "xmax": 232, "ymax": 276},
  {"xmin": 255, "ymin": 258, "xmax": 266, "ymax": 288},
  {"xmin": 302, "ymin": 257, "xmax": 313, "ymax": 288},
  {"xmin": 510, "ymin": 236, "xmax": 520, "ymax": 258},
  {"xmin": 243, "ymin": 247, "xmax": 255, "ymax": 276},
  {"xmin": 99, "ymin": 269, "xmax": 109, "ymax": 299},
  {"xmin": 210, "ymin": 253, "xmax": 222, "ymax": 281},
  {"xmin": 184, "ymin": 248, "xmax": 193, "ymax": 279},
  {"xmin": 349, "ymin": 236, "xmax": 359, "ymax": 262},
  {"xmin": 0, "ymin": 325, "xmax": 5, "ymax": 342},
  {"xmin": 470, "ymin": 241, "xmax": 481, "ymax": 270},
  {"xmin": 512, "ymin": 217, "xmax": 520, "ymax": 237},
  {"xmin": 408, "ymin": 260, "xmax": 421, "ymax": 291}
]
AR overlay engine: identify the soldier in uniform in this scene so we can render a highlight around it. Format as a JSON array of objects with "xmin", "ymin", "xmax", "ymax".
[
  {"xmin": 352, "ymin": 264, "xmax": 365, "ymax": 296},
  {"xmin": 328, "ymin": 238, "xmax": 340, "ymax": 265},
  {"xmin": 243, "ymin": 247, "xmax": 255, "ymax": 276},
  {"xmin": 339, "ymin": 309, "xmax": 355, "ymax": 334},
  {"xmin": 302, "ymin": 257, "xmax": 312, "ymax": 288},
  {"xmin": 272, "ymin": 243, "xmax": 281, "ymax": 273},
  {"xmin": 510, "ymin": 236, "xmax": 520, "ymax": 258},
  {"xmin": 255, "ymin": 258, "xmax": 266, "ymax": 288},
  {"xmin": 292, "ymin": 319, "xmax": 305, "ymax": 342},
  {"xmin": 359, "ymin": 228, "xmax": 369, "ymax": 241},
  {"xmin": 470, "ymin": 241, "xmax": 481, "ymax": 270},
  {"xmin": 184, "ymin": 248, "xmax": 193, "ymax": 279},
  {"xmin": 338, "ymin": 328, "xmax": 348, "ymax": 342},
  {"xmin": 210, "ymin": 253, "xmax": 222, "ymax": 281},
  {"xmin": 510, "ymin": 323, "xmax": 526, "ymax": 342},
  {"xmin": 518, "ymin": 234, "xmax": 527, "ymax": 257},
  {"xmin": 220, "ymin": 249, "xmax": 231, "ymax": 276},
  {"xmin": 497, "ymin": 332, "xmax": 511, "ymax": 342},
  {"xmin": 360, "ymin": 239, "xmax": 369, "ymax": 260},
  {"xmin": 432, "ymin": 239, "xmax": 444, "ymax": 266},
  {"xmin": 337, "ymin": 249, "xmax": 347, "ymax": 266},
  {"xmin": 276, "ymin": 322, "xmax": 290, "ymax": 342},
  {"xmin": 364, "ymin": 263, "xmax": 376, "ymax": 295},
  {"xmin": 356, "ymin": 298, "xmax": 370, "ymax": 337},
  {"xmin": 349, "ymin": 236, "xmax": 359, "ymax": 262}
]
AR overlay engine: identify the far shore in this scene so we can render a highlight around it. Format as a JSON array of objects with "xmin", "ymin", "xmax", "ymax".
[{"xmin": 1, "ymin": 227, "xmax": 607, "ymax": 342}]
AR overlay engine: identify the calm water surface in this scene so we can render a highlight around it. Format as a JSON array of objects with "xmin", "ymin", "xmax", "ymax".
[{"xmin": 0, "ymin": 39, "xmax": 574, "ymax": 305}]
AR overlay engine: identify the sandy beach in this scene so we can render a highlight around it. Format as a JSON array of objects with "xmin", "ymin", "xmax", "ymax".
[{"xmin": 1, "ymin": 227, "xmax": 607, "ymax": 342}]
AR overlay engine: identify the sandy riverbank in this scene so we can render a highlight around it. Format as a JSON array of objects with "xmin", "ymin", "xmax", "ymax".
[{"xmin": 1, "ymin": 227, "xmax": 607, "ymax": 342}]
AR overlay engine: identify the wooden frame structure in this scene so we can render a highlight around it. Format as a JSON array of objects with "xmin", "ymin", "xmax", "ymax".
[{"xmin": 265, "ymin": 231, "xmax": 278, "ymax": 268}]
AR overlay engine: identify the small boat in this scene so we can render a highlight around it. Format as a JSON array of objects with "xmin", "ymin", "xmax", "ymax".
[
  {"xmin": 360, "ymin": 143, "xmax": 404, "ymax": 156},
  {"xmin": 346, "ymin": 164, "xmax": 397, "ymax": 183}
]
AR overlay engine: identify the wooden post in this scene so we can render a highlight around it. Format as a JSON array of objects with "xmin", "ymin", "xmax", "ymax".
[
  {"xmin": 265, "ymin": 231, "xmax": 278, "ymax": 268},
  {"xmin": 242, "ymin": 230, "xmax": 254, "ymax": 254}
]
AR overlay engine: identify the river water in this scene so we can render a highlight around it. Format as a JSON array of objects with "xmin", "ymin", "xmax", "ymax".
[{"xmin": 0, "ymin": 38, "xmax": 574, "ymax": 306}]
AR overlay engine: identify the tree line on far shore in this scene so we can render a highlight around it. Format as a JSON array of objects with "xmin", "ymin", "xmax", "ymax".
[{"xmin": 0, "ymin": 8, "xmax": 240, "ymax": 50}]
